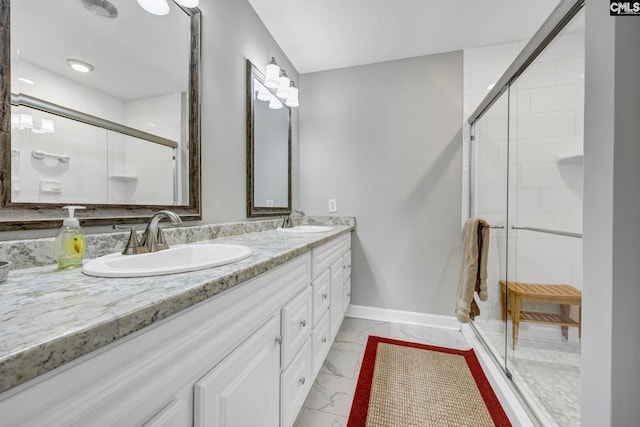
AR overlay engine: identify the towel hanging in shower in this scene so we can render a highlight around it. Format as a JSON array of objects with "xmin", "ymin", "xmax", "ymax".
[{"xmin": 455, "ymin": 217, "xmax": 489, "ymax": 322}]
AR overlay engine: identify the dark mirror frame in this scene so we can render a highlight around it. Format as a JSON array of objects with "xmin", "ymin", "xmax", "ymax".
[
  {"xmin": 246, "ymin": 59, "xmax": 291, "ymax": 218},
  {"xmin": 0, "ymin": 1, "xmax": 201, "ymax": 231}
]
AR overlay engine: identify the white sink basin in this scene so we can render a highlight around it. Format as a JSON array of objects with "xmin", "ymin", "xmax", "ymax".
[
  {"xmin": 82, "ymin": 244, "xmax": 253, "ymax": 278},
  {"xmin": 276, "ymin": 225, "xmax": 333, "ymax": 234}
]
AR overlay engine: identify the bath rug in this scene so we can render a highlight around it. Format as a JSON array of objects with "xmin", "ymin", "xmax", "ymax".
[{"xmin": 347, "ymin": 336, "xmax": 511, "ymax": 426}]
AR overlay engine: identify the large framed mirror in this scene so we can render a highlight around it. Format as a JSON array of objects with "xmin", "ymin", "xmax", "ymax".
[
  {"xmin": 246, "ymin": 59, "xmax": 291, "ymax": 217},
  {"xmin": 0, "ymin": 0, "xmax": 201, "ymax": 231}
]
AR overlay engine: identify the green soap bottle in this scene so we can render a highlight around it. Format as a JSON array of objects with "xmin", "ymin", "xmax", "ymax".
[{"xmin": 54, "ymin": 206, "xmax": 86, "ymax": 270}]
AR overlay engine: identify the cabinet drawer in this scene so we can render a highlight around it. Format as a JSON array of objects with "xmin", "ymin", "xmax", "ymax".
[
  {"xmin": 343, "ymin": 278, "xmax": 351, "ymax": 315},
  {"xmin": 281, "ymin": 339, "xmax": 312, "ymax": 427},
  {"xmin": 311, "ymin": 234, "xmax": 351, "ymax": 279},
  {"xmin": 311, "ymin": 310, "xmax": 331, "ymax": 378},
  {"xmin": 282, "ymin": 287, "xmax": 312, "ymax": 368},
  {"xmin": 343, "ymin": 250, "xmax": 351, "ymax": 281},
  {"xmin": 312, "ymin": 270, "xmax": 330, "ymax": 326}
]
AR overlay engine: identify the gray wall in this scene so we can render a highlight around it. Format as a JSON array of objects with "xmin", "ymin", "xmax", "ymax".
[
  {"xmin": 299, "ymin": 53, "xmax": 463, "ymax": 315},
  {"xmin": 197, "ymin": 0, "xmax": 299, "ymax": 223},
  {"xmin": 582, "ymin": 1, "xmax": 640, "ymax": 425}
]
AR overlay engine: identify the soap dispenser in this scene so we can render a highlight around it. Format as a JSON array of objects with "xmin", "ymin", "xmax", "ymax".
[{"xmin": 54, "ymin": 206, "xmax": 86, "ymax": 270}]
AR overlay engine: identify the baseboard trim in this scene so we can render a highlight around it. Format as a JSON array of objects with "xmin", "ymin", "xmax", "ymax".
[{"xmin": 345, "ymin": 305, "xmax": 460, "ymax": 330}]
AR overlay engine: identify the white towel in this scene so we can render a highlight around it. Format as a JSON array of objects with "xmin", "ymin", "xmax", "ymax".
[{"xmin": 455, "ymin": 217, "xmax": 489, "ymax": 323}]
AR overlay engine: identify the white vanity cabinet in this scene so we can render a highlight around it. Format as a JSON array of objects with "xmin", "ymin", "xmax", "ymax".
[
  {"xmin": 0, "ymin": 232, "xmax": 352, "ymax": 427},
  {"xmin": 310, "ymin": 233, "xmax": 352, "ymax": 375}
]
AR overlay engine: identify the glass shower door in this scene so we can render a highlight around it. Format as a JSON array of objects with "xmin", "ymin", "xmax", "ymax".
[{"xmin": 470, "ymin": 89, "xmax": 510, "ymax": 369}]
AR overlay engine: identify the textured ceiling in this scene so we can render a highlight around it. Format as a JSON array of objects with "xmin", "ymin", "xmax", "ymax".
[{"xmin": 248, "ymin": 0, "xmax": 561, "ymax": 74}]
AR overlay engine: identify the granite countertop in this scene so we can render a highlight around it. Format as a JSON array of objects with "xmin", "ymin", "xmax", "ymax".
[{"xmin": 0, "ymin": 224, "xmax": 354, "ymax": 394}]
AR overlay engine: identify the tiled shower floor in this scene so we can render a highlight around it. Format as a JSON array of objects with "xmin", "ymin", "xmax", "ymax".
[
  {"xmin": 293, "ymin": 317, "xmax": 470, "ymax": 427},
  {"xmin": 486, "ymin": 333, "xmax": 582, "ymax": 427}
]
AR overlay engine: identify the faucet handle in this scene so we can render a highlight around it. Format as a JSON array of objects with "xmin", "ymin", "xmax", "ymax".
[
  {"xmin": 121, "ymin": 228, "xmax": 148, "ymax": 255},
  {"xmin": 155, "ymin": 228, "xmax": 170, "ymax": 251}
]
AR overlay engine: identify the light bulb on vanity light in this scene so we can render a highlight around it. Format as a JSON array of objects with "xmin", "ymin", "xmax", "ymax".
[
  {"xmin": 276, "ymin": 70, "xmax": 290, "ymax": 99},
  {"xmin": 269, "ymin": 96, "xmax": 283, "ymax": 110},
  {"xmin": 285, "ymin": 81, "xmax": 299, "ymax": 107},
  {"xmin": 137, "ymin": 0, "xmax": 170, "ymax": 15},
  {"xmin": 256, "ymin": 82, "xmax": 271, "ymax": 102},
  {"xmin": 174, "ymin": 0, "xmax": 199, "ymax": 7},
  {"xmin": 264, "ymin": 57, "xmax": 280, "ymax": 89}
]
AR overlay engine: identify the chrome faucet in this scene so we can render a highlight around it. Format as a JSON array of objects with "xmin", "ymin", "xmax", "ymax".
[
  {"xmin": 140, "ymin": 210, "xmax": 183, "ymax": 252},
  {"xmin": 282, "ymin": 209, "xmax": 305, "ymax": 228}
]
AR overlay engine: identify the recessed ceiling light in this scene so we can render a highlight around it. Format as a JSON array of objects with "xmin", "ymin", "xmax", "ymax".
[
  {"xmin": 67, "ymin": 59, "xmax": 94, "ymax": 73},
  {"xmin": 18, "ymin": 77, "xmax": 35, "ymax": 85},
  {"xmin": 81, "ymin": 0, "xmax": 118, "ymax": 18}
]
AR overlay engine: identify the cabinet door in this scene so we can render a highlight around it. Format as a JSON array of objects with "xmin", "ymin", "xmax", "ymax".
[
  {"xmin": 343, "ymin": 250, "xmax": 352, "ymax": 282},
  {"xmin": 330, "ymin": 257, "xmax": 344, "ymax": 339},
  {"xmin": 193, "ymin": 315, "xmax": 281, "ymax": 427},
  {"xmin": 343, "ymin": 277, "xmax": 351, "ymax": 315},
  {"xmin": 312, "ymin": 269, "xmax": 330, "ymax": 326}
]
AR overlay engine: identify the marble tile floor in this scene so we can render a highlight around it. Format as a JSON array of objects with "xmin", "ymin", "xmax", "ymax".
[
  {"xmin": 293, "ymin": 317, "xmax": 470, "ymax": 427},
  {"xmin": 485, "ymin": 333, "xmax": 582, "ymax": 427}
]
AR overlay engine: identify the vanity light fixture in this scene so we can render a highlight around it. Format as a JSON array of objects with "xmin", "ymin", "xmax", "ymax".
[
  {"xmin": 174, "ymin": 0, "xmax": 199, "ymax": 7},
  {"xmin": 137, "ymin": 0, "xmax": 170, "ymax": 16},
  {"xmin": 276, "ymin": 70, "xmax": 290, "ymax": 99},
  {"xmin": 265, "ymin": 57, "xmax": 281, "ymax": 89},
  {"xmin": 269, "ymin": 97, "xmax": 283, "ymax": 110},
  {"xmin": 67, "ymin": 59, "xmax": 94, "ymax": 73},
  {"xmin": 256, "ymin": 82, "xmax": 272, "ymax": 102},
  {"xmin": 261, "ymin": 57, "xmax": 300, "ymax": 108},
  {"xmin": 285, "ymin": 82, "xmax": 299, "ymax": 108}
]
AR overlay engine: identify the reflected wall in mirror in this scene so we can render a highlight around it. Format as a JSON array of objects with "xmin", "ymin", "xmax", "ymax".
[
  {"xmin": 246, "ymin": 60, "xmax": 291, "ymax": 217},
  {"xmin": 0, "ymin": 0, "xmax": 201, "ymax": 230}
]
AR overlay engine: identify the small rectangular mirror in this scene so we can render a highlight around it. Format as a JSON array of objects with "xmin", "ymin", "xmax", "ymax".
[{"xmin": 246, "ymin": 59, "xmax": 291, "ymax": 217}]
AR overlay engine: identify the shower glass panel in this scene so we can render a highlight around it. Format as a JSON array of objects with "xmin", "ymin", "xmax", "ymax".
[
  {"xmin": 470, "ymin": 90, "xmax": 510, "ymax": 369},
  {"xmin": 468, "ymin": 5, "xmax": 584, "ymax": 426},
  {"xmin": 505, "ymin": 9, "xmax": 584, "ymax": 425}
]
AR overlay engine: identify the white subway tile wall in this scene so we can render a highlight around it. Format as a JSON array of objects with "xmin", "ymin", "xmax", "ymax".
[{"xmin": 10, "ymin": 59, "xmax": 182, "ymax": 205}]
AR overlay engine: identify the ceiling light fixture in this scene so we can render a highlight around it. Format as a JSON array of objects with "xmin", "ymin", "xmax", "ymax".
[
  {"xmin": 81, "ymin": 0, "xmax": 118, "ymax": 18},
  {"xmin": 137, "ymin": 0, "xmax": 170, "ymax": 16},
  {"xmin": 67, "ymin": 59, "xmax": 94, "ymax": 73}
]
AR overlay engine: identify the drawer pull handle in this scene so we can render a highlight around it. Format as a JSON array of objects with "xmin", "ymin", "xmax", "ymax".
[
  {"xmin": 299, "ymin": 377, "xmax": 306, "ymax": 385},
  {"xmin": 300, "ymin": 319, "xmax": 307, "ymax": 328},
  {"xmin": 275, "ymin": 336, "xmax": 283, "ymax": 345},
  {"xmin": 322, "ymin": 337, "xmax": 327, "ymax": 343},
  {"xmin": 322, "ymin": 293, "xmax": 328, "ymax": 300}
]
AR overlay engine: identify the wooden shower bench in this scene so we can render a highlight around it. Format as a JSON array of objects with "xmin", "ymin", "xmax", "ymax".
[{"xmin": 499, "ymin": 281, "xmax": 582, "ymax": 348}]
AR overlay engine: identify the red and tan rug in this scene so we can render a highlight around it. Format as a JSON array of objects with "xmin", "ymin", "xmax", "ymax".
[{"xmin": 347, "ymin": 336, "xmax": 512, "ymax": 427}]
